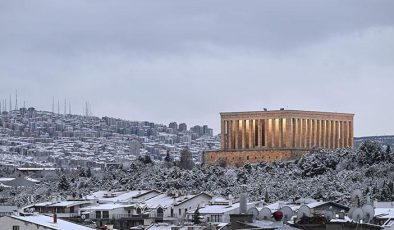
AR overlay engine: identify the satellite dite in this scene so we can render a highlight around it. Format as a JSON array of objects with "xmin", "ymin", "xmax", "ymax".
[{"xmin": 347, "ymin": 189, "xmax": 375, "ymax": 223}]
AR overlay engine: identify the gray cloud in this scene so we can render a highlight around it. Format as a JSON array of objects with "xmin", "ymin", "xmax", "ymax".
[{"xmin": 0, "ymin": 0, "xmax": 394, "ymax": 136}]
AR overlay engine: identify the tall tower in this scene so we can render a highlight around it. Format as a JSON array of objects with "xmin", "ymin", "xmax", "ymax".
[
  {"xmin": 9, "ymin": 95, "xmax": 12, "ymax": 111},
  {"xmin": 15, "ymin": 90, "xmax": 18, "ymax": 110},
  {"xmin": 69, "ymin": 102, "xmax": 71, "ymax": 115},
  {"xmin": 57, "ymin": 100, "xmax": 60, "ymax": 114}
]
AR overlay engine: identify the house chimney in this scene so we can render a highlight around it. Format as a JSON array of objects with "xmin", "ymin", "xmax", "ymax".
[{"xmin": 53, "ymin": 213, "xmax": 57, "ymax": 224}]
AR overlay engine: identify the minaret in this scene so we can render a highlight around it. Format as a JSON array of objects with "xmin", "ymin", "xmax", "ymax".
[
  {"xmin": 0, "ymin": 100, "xmax": 2, "ymax": 114},
  {"xmin": 23, "ymin": 101, "xmax": 26, "ymax": 108},
  {"xmin": 57, "ymin": 100, "xmax": 60, "ymax": 114},
  {"xmin": 69, "ymin": 102, "xmax": 71, "ymax": 115}
]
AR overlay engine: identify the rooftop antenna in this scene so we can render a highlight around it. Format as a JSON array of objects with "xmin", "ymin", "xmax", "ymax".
[
  {"xmin": 57, "ymin": 99, "xmax": 60, "ymax": 114},
  {"xmin": 15, "ymin": 90, "xmax": 18, "ymax": 110},
  {"xmin": 52, "ymin": 96, "xmax": 54, "ymax": 113}
]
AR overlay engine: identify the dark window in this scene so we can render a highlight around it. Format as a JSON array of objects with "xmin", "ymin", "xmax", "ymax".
[
  {"xmin": 95, "ymin": 211, "xmax": 101, "ymax": 219},
  {"xmin": 179, "ymin": 209, "xmax": 182, "ymax": 216},
  {"xmin": 103, "ymin": 211, "xmax": 109, "ymax": 219},
  {"xmin": 247, "ymin": 156, "xmax": 249, "ymax": 160},
  {"xmin": 13, "ymin": 226, "xmax": 20, "ymax": 230}
]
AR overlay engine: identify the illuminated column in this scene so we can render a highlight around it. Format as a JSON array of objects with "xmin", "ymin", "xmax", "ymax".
[
  {"xmin": 268, "ymin": 119, "xmax": 273, "ymax": 148},
  {"xmin": 249, "ymin": 119, "xmax": 253, "ymax": 148},
  {"xmin": 325, "ymin": 120, "xmax": 329, "ymax": 148},
  {"xmin": 318, "ymin": 120, "xmax": 322, "ymax": 147},
  {"xmin": 322, "ymin": 120, "xmax": 327, "ymax": 148},
  {"xmin": 300, "ymin": 119, "xmax": 305, "ymax": 148},
  {"xmin": 305, "ymin": 119, "xmax": 310, "ymax": 148},
  {"xmin": 349, "ymin": 121, "xmax": 354, "ymax": 148},
  {"xmin": 257, "ymin": 119, "xmax": 262, "ymax": 147},
  {"xmin": 275, "ymin": 119, "xmax": 281, "ymax": 147},
  {"xmin": 264, "ymin": 119, "xmax": 268, "ymax": 147},
  {"xmin": 296, "ymin": 119, "xmax": 301, "ymax": 148},
  {"xmin": 228, "ymin": 120, "xmax": 233, "ymax": 149},
  {"xmin": 285, "ymin": 118, "xmax": 292, "ymax": 148},
  {"xmin": 332, "ymin": 120, "xmax": 336, "ymax": 148},
  {"xmin": 335, "ymin": 121, "xmax": 340, "ymax": 148},
  {"xmin": 234, "ymin": 120, "xmax": 239, "ymax": 149},
  {"xmin": 241, "ymin": 120, "xmax": 246, "ymax": 149},
  {"xmin": 312, "ymin": 119, "xmax": 317, "ymax": 147},
  {"xmin": 221, "ymin": 119, "xmax": 225, "ymax": 149},
  {"xmin": 344, "ymin": 121, "xmax": 349, "ymax": 148},
  {"xmin": 279, "ymin": 119, "xmax": 283, "ymax": 147}
]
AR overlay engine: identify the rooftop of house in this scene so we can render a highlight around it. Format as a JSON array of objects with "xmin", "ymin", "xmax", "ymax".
[
  {"xmin": 7, "ymin": 214, "xmax": 94, "ymax": 230},
  {"xmin": 0, "ymin": 205, "xmax": 18, "ymax": 213},
  {"xmin": 85, "ymin": 190, "xmax": 157, "ymax": 202}
]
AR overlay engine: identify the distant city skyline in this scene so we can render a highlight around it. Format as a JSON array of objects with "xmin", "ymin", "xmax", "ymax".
[{"xmin": 1, "ymin": 1, "xmax": 394, "ymax": 137}]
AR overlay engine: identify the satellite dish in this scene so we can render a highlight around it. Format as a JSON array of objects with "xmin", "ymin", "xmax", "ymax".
[
  {"xmin": 247, "ymin": 207, "xmax": 259, "ymax": 220},
  {"xmin": 259, "ymin": 207, "xmax": 272, "ymax": 220},
  {"xmin": 362, "ymin": 204, "xmax": 375, "ymax": 223},
  {"xmin": 280, "ymin": 206, "xmax": 294, "ymax": 223},
  {"xmin": 324, "ymin": 210, "xmax": 334, "ymax": 221},
  {"xmin": 297, "ymin": 205, "xmax": 312, "ymax": 219},
  {"xmin": 351, "ymin": 189, "xmax": 363, "ymax": 203},
  {"xmin": 351, "ymin": 208, "xmax": 364, "ymax": 222}
]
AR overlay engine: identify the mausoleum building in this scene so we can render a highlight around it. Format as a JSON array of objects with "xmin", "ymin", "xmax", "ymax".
[{"xmin": 204, "ymin": 109, "xmax": 354, "ymax": 166}]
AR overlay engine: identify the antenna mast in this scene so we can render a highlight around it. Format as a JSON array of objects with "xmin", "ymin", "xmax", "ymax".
[{"xmin": 15, "ymin": 90, "xmax": 18, "ymax": 110}]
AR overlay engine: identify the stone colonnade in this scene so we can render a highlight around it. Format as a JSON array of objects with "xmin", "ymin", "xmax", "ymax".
[{"xmin": 220, "ymin": 111, "xmax": 354, "ymax": 150}]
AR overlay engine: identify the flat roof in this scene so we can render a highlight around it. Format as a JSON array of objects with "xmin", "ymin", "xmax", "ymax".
[{"xmin": 221, "ymin": 109, "xmax": 354, "ymax": 119}]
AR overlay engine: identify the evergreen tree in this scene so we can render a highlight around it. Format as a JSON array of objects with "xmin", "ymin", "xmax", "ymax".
[
  {"xmin": 193, "ymin": 205, "xmax": 201, "ymax": 224},
  {"xmin": 58, "ymin": 175, "xmax": 70, "ymax": 191},
  {"xmin": 164, "ymin": 151, "xmax": 172, "ymax": 162},
  {"xmin": 86, "ymin": 167, "xmax": 92, "ymax": 178},
  {"xmin": 264, "ymin": 190, "xmax": 270, "ymax": 203}
]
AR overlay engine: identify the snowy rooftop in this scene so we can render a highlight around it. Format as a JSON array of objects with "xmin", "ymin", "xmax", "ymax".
[
  {"xmin": 86, "ymin": 190, "xmax": 154, "ymax": 202},
  {"xmin": 80, "ymin": 203, "xmax": 132, "ymax": 211},
  {"xmin": 32, "ymin": 200, "xmax": 92, "ymax": 208},
  {"xmin": 375, "ymin": 208, "xmax": 394, "ymax": 219},
  {"xmin": 10, "ymin": 214, "xmax": 94, "ymax": 230}
]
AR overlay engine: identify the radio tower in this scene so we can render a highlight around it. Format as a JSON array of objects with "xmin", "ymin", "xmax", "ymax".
[
  {"xmin": 15, "ymin": 90, "xmax": 18, "ymax": 110},
  {"xmin": 9, "ymin": 95, "xmax": 12, "ymax": 111}
]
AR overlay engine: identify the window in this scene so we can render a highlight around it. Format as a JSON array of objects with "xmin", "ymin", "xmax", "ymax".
[
  {"xmin": 103, "ymin": 211, "xmax": 109, "ymax": 219},
  {"xmin": 95, "ymin": 211, "xmax": 101, "ymax": 219},
  {"xmin": 179, "ymin": 209, "xmax": 181, "ymax": 216},
  {"xmin": 211, "ymin": 215, "xmax": 221, "ymax": 222},
  {"xmin": 13, "ymin": 226, "xmax": 20, "ymax": 230}
]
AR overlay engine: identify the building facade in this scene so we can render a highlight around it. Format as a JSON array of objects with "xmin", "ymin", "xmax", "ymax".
[{"xmin": 204, "ymin": 109, "xmax": 354, "ymax": 166}]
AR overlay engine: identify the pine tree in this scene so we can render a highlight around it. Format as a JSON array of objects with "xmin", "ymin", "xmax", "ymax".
[
  {"xmin": 193, "ymin": 205, "xmax": 201, "ymax": 224},
  {"xmin": 58, "ymin": 175, "xmax": 70, "ymax": 191},
  {"xmin": 164, "ymin": 151, "xmax": 172, "ymax": 162},
  {"xmin": 86, "ymin": 167, "xmax": 92, "ymax": 177}
]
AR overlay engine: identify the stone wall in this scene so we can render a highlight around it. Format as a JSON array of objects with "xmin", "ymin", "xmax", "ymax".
[{"xmin": 203, "ymin": 149, "xmax": 308, "ymax": 167}]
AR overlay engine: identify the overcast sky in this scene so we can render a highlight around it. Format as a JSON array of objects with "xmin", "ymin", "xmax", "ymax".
[{"xmin": 1, "ymin": 0, "xmax": 393, "ymax": 136}]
